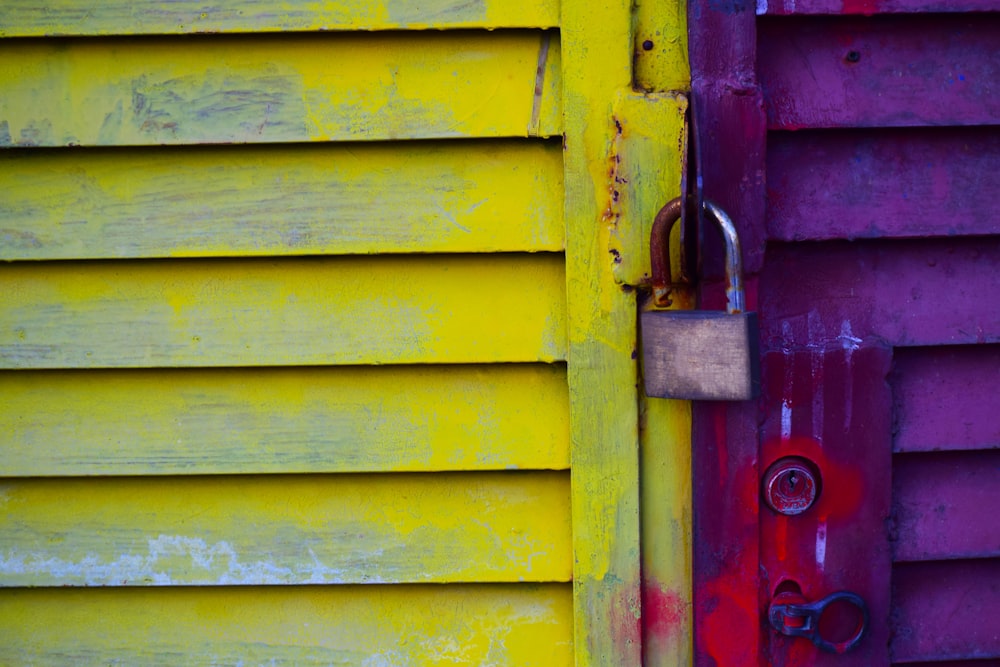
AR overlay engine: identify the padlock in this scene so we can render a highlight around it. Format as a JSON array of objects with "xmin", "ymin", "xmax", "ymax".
[{"xmin": 641, "ymin": 198, "xmax": 760, "ymax": 400}]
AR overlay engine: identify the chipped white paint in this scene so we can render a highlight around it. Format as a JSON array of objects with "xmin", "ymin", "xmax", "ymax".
[
  {"xmin": 0, "ymin": 534, "xmax": 382, "ymax": 586},
  {"xmin": 815, "ymin": 520, "xmax": 827, "ymax": 573}
]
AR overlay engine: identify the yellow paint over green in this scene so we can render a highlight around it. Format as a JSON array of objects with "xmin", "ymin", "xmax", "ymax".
[
  {"xmin": 641, "ymin": 394, "xmax": 694, "ymax": 666},
  {"xmin": 610, "ymin": 91, "xmax": 688, "ymax": 286},
  {"xmin": 0, "ymin": 472, "xmax": 571, "ymax": 586},
  {"xmin": 633, "ymin": 0, "xmax": 690, "ymax": 92},
  {"xmin": 0, "ymin": 364, "xmax": 569, "ymax": 476},
  {"xmin": 0, "ymin": 32, "xmax": 561, "ymax": 146},
  {"xmin": 0, "ymin": 254, "xmax": 566, "ymax": 368},
  {"xmin": 562, "ymin": 0, "xmax": 645, "ymax": 664},
  {"xmin": 0, "ymin": 141, "xmax": 564, "ymax": 259},
  {"xmin": 0, "ymin": 0, "xmax": 560, "ymax": 36},
  {"xmin": 0, "ymin": 584, "xmax": 572, "ymax": 665}
]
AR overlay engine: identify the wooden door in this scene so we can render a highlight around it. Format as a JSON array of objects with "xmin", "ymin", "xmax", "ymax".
[
  {"xmin": 688, "ymin": 1, "xmax": 1000, "ymax": 665},
  {"xmin": 0, "ymin": 1, "xmax": 691, "ymax": 665}
]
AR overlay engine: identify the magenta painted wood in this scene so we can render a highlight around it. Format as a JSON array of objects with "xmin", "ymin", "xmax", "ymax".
[
  {"xmin": 759, "ymin": 345, "xmax": 892, "ymax": 665},
  {"xmin": 761, "ymin": 0, "xmax": 1000, "ymax": 14},
  {"xmin": 688, "ymin": 1, "xmax": 767, "ymax": 666},
  {"xmin": 758, "ymin": 15, "xmax": 1000, "ymax": 129},
  {"xmin": 891, "ymin": 346, "xmax": 1000, "ymax": 453},
  {"xmin": 892, "ymin": 560, "xmax": 1000, "ymax": 662},
  {"xmin": 767, "ymin": 128, "xmax": 1000, "ymax": 241},
  {"xmin": 760, "ymin": 238, "xmax": 1000, "ymax": 348},
  {"xmin": 893, "ymin": 451, "xmax": 1000, "ymax": 562}
]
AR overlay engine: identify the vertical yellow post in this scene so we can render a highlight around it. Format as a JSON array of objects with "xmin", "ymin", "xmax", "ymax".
[{"xmin": 561, "ymin": 0, "xmax": 641, "ymax": 664}]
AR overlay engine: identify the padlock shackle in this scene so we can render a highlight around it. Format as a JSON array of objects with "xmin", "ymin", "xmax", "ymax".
[
  {"xmin": 702, "ymin": 199, "xmax": 746, "ymax": 315},
  {"xmin": 649, "ymin": 197, "xmax": 684, "ymax": 307}
]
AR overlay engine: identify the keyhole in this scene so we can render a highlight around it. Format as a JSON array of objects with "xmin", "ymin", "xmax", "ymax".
[{"xmin": 763, "ymin": 457, "xmax": 822, "ymax": 516}]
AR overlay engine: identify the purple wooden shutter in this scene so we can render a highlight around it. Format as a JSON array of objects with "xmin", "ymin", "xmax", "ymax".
[{"xmin": 690, "ymin": 2, "xmax": 1000, "ymax": 665}]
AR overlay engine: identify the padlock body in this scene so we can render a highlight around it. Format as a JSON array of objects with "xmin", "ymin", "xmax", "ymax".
[{"xmin": 641, "ymin": 310, "xmax": 760, "ymax": 400}]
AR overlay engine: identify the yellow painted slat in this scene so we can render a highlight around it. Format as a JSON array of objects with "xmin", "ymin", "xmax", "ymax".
[
  {"xmin": 0, "ymin": 0, "xmax": 560, "ymax": 36},
  {"xmin": 0, "ymin": 254, "xmax": 566, "ymax": 368},
  {"xmin": 0, "ymin": 584, "xmax": 572, "ymax": 665},
  {"xmin": 0, "ymin": 364, "xmax": 569, "ymax": 476},
  {"xmin": 0, "ymin": 472, "xmax": 571, "ymax": 586},
  {"xmin": 0, "ymin": 32, "xmax": 561, "ymax": 147},
  {"xmin": 0, "ymin": 141, "xmax": 564, "ymax": 260},
  {"xmin": 640, "ymin": 396, "xmax": 693, "ymax": 666},
  {"xmin": 562, "ymin": 0, "xmax": 644, "ymax": 664}
]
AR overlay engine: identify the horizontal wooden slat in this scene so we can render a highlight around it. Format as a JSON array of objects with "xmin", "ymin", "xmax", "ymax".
[
  {"xmin": 759, "ymin": 0, "xmax": 998, "ymax": 14},
  {"xmin": 0, "ymin": 141, "xmax": 564, "ymax": 260},
  {"xmin": 0, "ymin": 0, "xmax": 559, "ymax": 36},
  {"xmin": 0, "ymin": 584, "xmax": 572, "ymax": 665},
  {"xmin": 0, "ymin": 31, "xmax": 561, "ymax": 147},
  {"xmin": 760, "ymin": 238, "xmax": 1000, "ymax": 347},
  {"xmin": 758, "ymin": 15, "xmax": 1000, "ymax": 129},
  {"xmin": 0, "ymin": 364, "xmax": 569, "ymax": 476},
  {"xmin": 0, "ymin": 472, "xmax": 571, "ymax": 586},
  {"xmin": 892, "ymin": 560, "xmax": 1000, "ymax": 663},
  {"xmin": 767, "ymin": 128, "xmax": 1000, "ymax": 242},
  {"xmin": 893, "ymin": 451, "xmax": 1000, "ymax": 562},
  {"xmin": 0, "ymin": 254, "xmax": 566, "ymax": 368},
  {"xmin": 892, "ymin": 346, "xmax": 1000, "ymax": 453}
]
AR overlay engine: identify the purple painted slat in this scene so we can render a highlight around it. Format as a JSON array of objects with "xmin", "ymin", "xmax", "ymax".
[
  {"xmin": 892, "ymin": 560, "xmax": 1000, "ymax": 662},
  {"xmin": 761, "ymin": 0, "xmax": 1000, "ymax": 15},
  {"xmin": 895, "ymin": 662, "xmax": 1000, "ymax": 667},
  {"xmin": 758, "ymin": 15, "xmax": 1000, "ymax": 129},
  {"xmin": 759, "ymin": 345, "xmax": 892, "ymax": 666},
  {"xmin": 688, "ymin": 2, "xmax": 767, "ymax": 666},
  {"xmin": 760, "ymin": 238, "xmax": 1000, "ymax": 348},
  {"xmin": 767, "ymin": 128, "xmax": 1000, "ymax": 241},
  {"xmin": 892, "ymin": 346, "xmax": 1000, "ymax": 453},
  {"xmin": 893, "ymin": 451, "xmax": 1000, "ymax": 562}
]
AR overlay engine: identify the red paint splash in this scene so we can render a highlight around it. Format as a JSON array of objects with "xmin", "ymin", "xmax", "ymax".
[
  {"xmin": 642, "ymin": 582, "xmax": 687, "ymax": 642},
  {"xmin": 841, "ymin": 0, "xmax": 878, "ymax": 15}
]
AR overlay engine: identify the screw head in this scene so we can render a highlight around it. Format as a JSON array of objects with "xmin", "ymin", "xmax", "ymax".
[{"xmin": 763, "ymin": 457, "xmax": 821, "ymax": 516}]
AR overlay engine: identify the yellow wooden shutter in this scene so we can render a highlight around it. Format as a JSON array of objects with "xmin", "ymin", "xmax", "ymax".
[{"xmin": 0, "ymin": 1, "xmax": 689, "ymax": 664}]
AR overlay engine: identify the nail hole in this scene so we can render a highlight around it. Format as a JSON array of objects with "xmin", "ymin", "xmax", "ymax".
[
  {"xmin": 845, "ymin": 50, "xmax": 861, "ymax": 63},
  {"xmin": 642, "ymin": 40, "xmax": 654, "ymax": 51}
]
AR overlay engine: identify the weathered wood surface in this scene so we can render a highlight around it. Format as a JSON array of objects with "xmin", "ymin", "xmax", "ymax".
[
  {"xmin": 0, "ymin": 254, "xmax": 566, "ymax": 368},
  {"xmin": 767, "ymin": 128, "xmax": 1000, "ymax": 241},
  {"xmin": 562, "ymin": 0, "xmax": 644, "ymax": 663},
  {"xmin": 758, "ymin": 15, "xmax": 1000, "ymax": 129},
  {"xmin": 892, "ymin": 560, "xmax": 1000, "ymax": 662},
  {"xmin": 760, "ymin": 238, "xmax": 1000, "ymax": 348},
  {"xmin": 0, "ymin": 141, "xmax": 563, "ymax": 260},
  {"xmin": 0, "ymin": 0, "xmax": 559, "ymax": 36},
  {"xmin": 0, "ymin": 584, "xmax": 572, "ymax": 665},
  {"xmin": 892, "ymin": 346, "xmax": 1000, "ymax": 453},
  {"xmin": 893, "ymin": 451, "xmax": 1000, "ymax": 562},
  {"xmin": 760, "ymin": 346, "xmax": 893, "ymax": 666},
  {"xmin": 0, "ymin": 32, "xmax": 561, "ymax": 147},
  {"xmin": 0, "ymin": 472, "xmax": 570, "ymax": 586},
  {"xmin": 0, "ymin": 364, "xmax": 568, "ymax": 476},
  {"xmin": 759, "ymin": 0, "xmax": 999, "ymax": 14}
]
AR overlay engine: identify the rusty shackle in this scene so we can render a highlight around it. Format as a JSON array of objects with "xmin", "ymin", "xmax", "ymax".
[{"xmin": 648, "ymin": 197, "xmax": 746, "ymax": 314}]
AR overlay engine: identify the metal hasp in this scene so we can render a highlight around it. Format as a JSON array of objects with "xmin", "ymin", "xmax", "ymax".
[
  {"xmin": 641, "ymin": 198, "xmax": 761, "ymax": 400},
  {"xmin": 769, "ymin": 590, "xmax": 870, "ymax": 654}
]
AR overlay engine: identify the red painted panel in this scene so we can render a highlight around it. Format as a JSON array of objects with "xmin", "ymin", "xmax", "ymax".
[
  {"xmin": 767, "ymin": 128, "xmax": 1000, "ymax": 241},
  {"xmin": 760, "ymin": 345, "xmax": 892, "ymax": 665},
  {"xmin": 760, "ymin": 238, "xmax": 1000, "ymax": 348},
  {"xmin": 761, "ymin": 0, "xmax": 1000, "ymax": 15},
  {"xmin": 758, "ymin": 15, "xmax": 1000, "ymax": 129},
  {"xmin": 893, "ymin": 451, "xmax": 1000, "ymax": 562},
  {"xmin": 892, "ymin": 560, "xmax": 1000, "ymax": 662},
  {"xmin": 892, "ymin": 346, "xmax": 1000, "ymax": 453}
]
